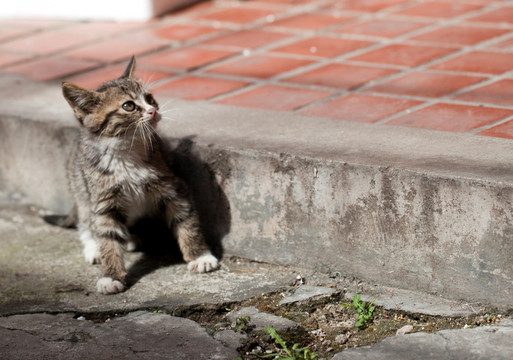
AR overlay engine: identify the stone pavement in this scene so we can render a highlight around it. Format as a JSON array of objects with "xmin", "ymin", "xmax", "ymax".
[
  {"xmin": 1, "ymin": 204, "xmax": 513, "ymax": 359},
  {"xmin": 333, "ymin": 319, "xmax": 513, "ymax": 360}
]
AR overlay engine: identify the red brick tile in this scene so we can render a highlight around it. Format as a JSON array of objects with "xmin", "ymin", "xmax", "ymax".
[
  {"xmin": 329, "ymin": 0, "xmax": 410, "ymax": 12},
  {"xmin": 215, "ymin": 84, "xmax": 332, "ymax": 111},
  {"xmin": 284, "ymin": 63, "xmax": 397, "ymax": 90},
  {"xmin": 196, "ymin": 7, "xmax": 274, "ymax": 24},
  {"xmin": 207, "ymin": 55, "xmax": 312, "ymax": 79},
  {"xmin": 272, "ymin": 36, "xmax": 373, "ymax": 58},
  {"xmin": 252, "ymin": 0, "xmax": 316, "ymax": 4},
  {"xmin": 479, "ymin": 120, "xmax": 513, "ymax": 139},
  {"xmin": 142, "ymin": 47, "xmax": 236, "ymax": 71},
  {"xmin": 300, "ymin": 94, "xmax": 422, "ymax": 123},
  {"xmin": 430, "ymin": 51, "xmax": 513, "ymax": 75},
  {"xmin": 65, "ymin": 37, "xmax": 167, "ymax": 62},
  {"xmin": 201, "ymin": 29, "xmax": 290, "ymax": 49},
  {"xmin": 271, "ymin": 13, "xmax": 353, "ymax": 30},
  {"xmin": 0, "ymin": 30, "xmax": 96, "ymax": 55},
  {"xmin": 367, "ymin": 71, "xmax": 485, "ymax": 98},
  {"xmin": 336, "ymin": 19, "xmax": 428, "ymax": 38},
  {"xmin": 411, "ymin": 26, "xmax": 509, "ymax": 46},
  {"xmin": 393, "ymin": 1, "xmax": 484, "ymax": 18},
  {"xmin": 468, "ymin": 6, "xmax": 513, "ymax": 25},
  {"xmin": 386, "ymin": 103, "xmax": 513, "ymax": 132},
  {"xmin": 153, "ymin": 76, "xmax": 248, "ymax": 101},
  {"xmin": 67, "ymin": 64, "xmax": 174, "ymax": 89},
  {"xmin": 138, "ymin": 24, "xmax": 220, "ymax": 41},
  {"xmin": 0, "ymin": 52, "xmax": 34, "ymax": 67},
  {"xmin": 0, "ymin": 26, "xmax": 36, "ymax": 42},
  {"xmin": 349, "ymin": 44, "xmax": 455, "ymax": 67},
  {"xmin": 454, "ymin": 79, "xmax": 513, "ymax": 107},
  {"xmin": 4, "ymin": 57, "xmax": 99, "ymax": 81},
  {"xmin": 1, "ymin": 19, "xmax": 73, "ymax": 30}
]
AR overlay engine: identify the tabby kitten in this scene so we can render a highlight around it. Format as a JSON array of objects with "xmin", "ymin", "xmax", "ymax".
[{"xmin": 60, "ymin": 56, "xmax": 218, "ymax": 294}]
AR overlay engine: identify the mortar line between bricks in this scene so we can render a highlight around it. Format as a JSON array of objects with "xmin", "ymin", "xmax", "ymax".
[
  {"xmin": 0, "ymin": 21, "xmax": 169, "ymax": 57},
  {"xmin": 206, "ymin": 81, "xmax": 265, "ymax": 102},
  {"xmin": 373, "ymin": 100, "xmax": 437, "ymax": 125},
  {"xmin": 184, "ymin": 1, "xmax": 503, "ymax": 79},
  {"xmin": 469, "ymin": 113, "xmax": 513, "ymax": 134},
  {"xmin": 343, "ymin": 28, "xmax": 513, "ymax": 96}
]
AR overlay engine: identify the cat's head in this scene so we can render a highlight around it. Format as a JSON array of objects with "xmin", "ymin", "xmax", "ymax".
[{"xmin": 62, "ymin": 56, "xmax": 160, "ymax": 137}]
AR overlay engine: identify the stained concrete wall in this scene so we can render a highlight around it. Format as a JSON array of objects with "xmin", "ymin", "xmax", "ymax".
[
  {"xmin": 217, "ymin": 149, "xmax": 513, "ymax": 305},
  {"xmin": 1, "ymin": 74, "xmax": 513, "ymax": 306}
]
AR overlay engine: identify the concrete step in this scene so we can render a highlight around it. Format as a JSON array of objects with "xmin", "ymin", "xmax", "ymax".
[{"xmin": 1, "ymin": 73, "xmax": 513, "ymax": 307}]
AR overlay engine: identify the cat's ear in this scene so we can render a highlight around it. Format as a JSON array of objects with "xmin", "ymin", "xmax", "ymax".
[
  {"xmin": 120, "ymin": 56, "xmax": 136, "ymax": 79},
  {"xmin": 62, "ymin": 82, "xmax": 99, "ymax": 121}
]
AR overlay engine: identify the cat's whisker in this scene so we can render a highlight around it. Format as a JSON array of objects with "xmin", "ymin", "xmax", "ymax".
[
  {"xmin": 128, "ymin": 122, "xmax": 139, "ymax": 152},
  {"xmin": 158, "ymin": 109, "xmax": 177, "ymax": 115},
  {"xmin": 144, "ymin": 126, "xmax": 154, "ymax": 153},
  {"xmin": 137, "ymin": 124, "xmax": 149, "ymax": 153},
  {"xmin": 158, "ymin": 99, "xmax": 172, "ymax": 108},
  {"xmin": 141, "ymin": 72, "xmax": 160, "ymax": 91}
]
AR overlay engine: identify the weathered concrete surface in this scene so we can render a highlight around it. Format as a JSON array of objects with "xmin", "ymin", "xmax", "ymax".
[
  {"xmin": 0, "ymin": 205, "xmax": 296, "ymax": 316},
  {"xmin": 2, "ymin": 73, "xmax": 513, "ymax": 306},
  {"xmin": 1, "ymin": 204, "xmax": 512, "ymax": 359},
  {"xmin": 332, "ymin": 319, "xmax": 513, "ymax": 360},
  {"xmin": 344, "ymin": 289, "xmax": 476, "ymax": 317},
  {"xmin": 0, "ymin": 311, "xmax": 239, "ymax": 360},
  {"xmin": 226, "ymin": 306, "xmax": 298, "ymax": 332},
  {"xmin": 279, "ymin": 285, "xmax": 336, "ymax": 305}
]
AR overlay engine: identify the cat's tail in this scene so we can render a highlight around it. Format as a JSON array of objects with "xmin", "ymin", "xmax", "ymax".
[{"xmin": 43, "ymin": 204, "xmax": 78, "ymax": 229}]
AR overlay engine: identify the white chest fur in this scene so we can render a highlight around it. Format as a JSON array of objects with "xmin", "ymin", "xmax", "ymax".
[{"xmin": 97, "ymin": 142, "xmax": 160, "ymax": 225}]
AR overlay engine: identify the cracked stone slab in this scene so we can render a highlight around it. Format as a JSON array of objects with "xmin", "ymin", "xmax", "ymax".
[
  {"xmin": 227, "ymin": 307, "xmax": 298, "ymax": 333},
  {"xmin": 0, "ymin": 206, "xmax": 296, "ymax": 315},
  {"xmin": 332, "ymin": 319, "xmax": 513, "ymax": 360},
  {"xmin": 0, "ymin": 311, "xmax": 239, "ymax": 360},
  {"xmin": 278, "ymin": 285, "xmax": 336, "ymax": 305},
  {"xmin": 344, "ymin": 289, "xmax": 475, "ymax": 317}
]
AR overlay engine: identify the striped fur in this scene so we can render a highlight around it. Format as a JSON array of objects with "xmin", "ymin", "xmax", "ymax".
[{"xmin": 61, "ymin": 57, "xmax": 218, "ymax": 294}]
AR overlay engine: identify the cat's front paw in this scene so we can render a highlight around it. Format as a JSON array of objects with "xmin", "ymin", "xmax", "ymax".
[
  {"xmin": 97, "ymin": 277, "xmax": 125, "ymax": 294},
  {"xmin": 187, "ymin": 253, "xmax": 219, "ymax": 273}
]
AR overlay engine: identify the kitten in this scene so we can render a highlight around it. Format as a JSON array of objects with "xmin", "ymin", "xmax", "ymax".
[{"xmin": 59, "ymin": 56, "xmax": 218, "ymax": 294}]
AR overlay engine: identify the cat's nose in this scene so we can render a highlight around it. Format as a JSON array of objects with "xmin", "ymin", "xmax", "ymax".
[{"xmin": 148, "ymin": 108, "xmax": 157, "ymax": 117}]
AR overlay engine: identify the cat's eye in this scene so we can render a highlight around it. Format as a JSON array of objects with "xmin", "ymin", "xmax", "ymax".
[{"xmin": 122, "ymin": 101, "xmax": 136, "ymax": 112}]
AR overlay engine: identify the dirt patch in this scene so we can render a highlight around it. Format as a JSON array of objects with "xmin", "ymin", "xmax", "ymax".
[{"xmin": 175, "ymin": 290, "xmax": 506, "ymax": 359}]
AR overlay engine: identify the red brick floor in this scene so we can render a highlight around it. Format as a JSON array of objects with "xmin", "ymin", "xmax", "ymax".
[{"xmin": 3, "ymin": 0, "xmax": 513, "ymax": 139}]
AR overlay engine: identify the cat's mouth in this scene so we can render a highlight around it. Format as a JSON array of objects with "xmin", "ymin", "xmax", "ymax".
[{"xmin": 150, "ymin": 112, "xmax": 161, "ymax": 127}]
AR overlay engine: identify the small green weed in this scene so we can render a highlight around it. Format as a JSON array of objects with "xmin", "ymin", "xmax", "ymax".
[
  {"xmin": 341, "ymin": 294, "xmax": 375, "ymax": 328},
  {"xmin": 234, "ymin": 316, "xmax": 251, "ymax": 332},
  {"xmin": 259, "ymin": 326, "xmax": 319, "ymax": 360}
]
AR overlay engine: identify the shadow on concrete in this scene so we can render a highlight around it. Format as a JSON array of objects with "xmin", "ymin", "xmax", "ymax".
[
  {"xmin": 167, "ymin": 137, "xmax": 232, "ymax": 260},
  {"xmin": 125, "ymin": 137, "xmax": 231, "ymax": 287}
]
